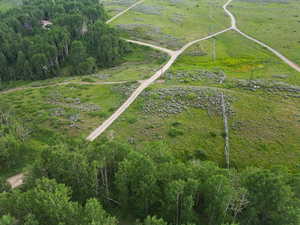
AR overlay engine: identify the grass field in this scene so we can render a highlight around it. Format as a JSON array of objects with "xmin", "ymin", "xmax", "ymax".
[
  {"xmin": 0, "ymin": 0, "xmax": 21, "ymax": 11},
  {"xmin": 100, "ymin": 0, "xmax": 139, "ymax": 18},
  {"xmin": 0, "ymin": 83, "xmax": 134, "ymax": 140},
  {"xmin": 169, "ymin": 31, "xmax": 300, "ymax": 86},
  {"xmin": 99, "ymin": 31, "xmax": 300, "ymax": 170},
  {"xmin": 1, "ymin": 82, "xmax": 132, "ymax": 178},
  {"xmin": 231, "ymin": 0, "xmax": 300, "ymax": 65},
  {"xmin": 109, "ymin": 0, "xmax": 230, "ymax": 49}
]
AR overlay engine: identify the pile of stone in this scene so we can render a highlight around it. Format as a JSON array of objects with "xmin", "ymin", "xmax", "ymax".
[
  {"xmin": 133, "ymin": 4, "xmax": 164, "ymax": 15},
  {"xmin": 170, "ymin": 13, "xmax": 185, "ymax": 24},
  {"xmin": 101, "ymin": 0, "xmax": 136, "ymax": 7},
  {"xmin": 117, "ymin": 24, "xmax": 184, "ymax": 49},
  {"xmin": 235, "ymin": 79, "xmax": 300, "ymax": 97},
  {"xmin": 165, "ymin": 70, "xmax": 226, "ymax": 83},
  {"xmin": 47, "ymin": 92, "xmax": 101, "ymax": 113},
  {"xmin": 111, "ymin": 82, "xmax": 140, "ymax": 97},
  {"xmin": 50, "ymin": 108, "xmax": 65, "ymax": 117},
  {"xmin": 141, "ymin": 87, "xmax": 233, "ymax": 117}
]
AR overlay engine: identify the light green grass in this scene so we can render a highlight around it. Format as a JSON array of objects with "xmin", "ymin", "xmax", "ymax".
[
  {"xmin": 110, "ymin": 0, "xmax": 230, "ymax": 49},
  {"xmin": 0, "ymin": 0, "xmax": 21, "ymax": 11},
  {"xmin": 231, "ymin": 0, "xmax": 300, "ymax": 65},
  {"xmin": 169, "ymin": 31, "xmax": 300, "ymax": 86},
  {"xmin": 103, "ymin": 86, "xmax": 226, "ymax": 164},
  {"xmin": 99, "ymin": 31, "xmax": 300, "ymax": 170},
  {"xmin": 0, "ymin": 83, "xmax": 129, "ymax": 140}
]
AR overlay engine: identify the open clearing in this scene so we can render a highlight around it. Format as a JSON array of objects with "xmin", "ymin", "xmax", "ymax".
[
  {"xmin": 231, "ymin": 0, "xmax": 300, "ymax": 64},
  {"xmin": 0, "ymin": 83, "xmax": 133, "ymax": 139},
  {"xmin": 99, "ymin": 31, "xmax": 300, "ymax": 170},
  {"xmin": 110, "ymin": 0, "xmax": 230, "ymax": 49}
]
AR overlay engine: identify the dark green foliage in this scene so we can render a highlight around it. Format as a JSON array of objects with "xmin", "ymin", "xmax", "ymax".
[
  {"xmin": 0, "ymin": 178, "xmax": 10, "ymax": 193},
  {"xmin": 0, "ymin": 108, "xmax": 31, "ymax": 171},
  {"xmin": 0, "ymin": 178, "xmax": 117, "ymax": 225},
  {"xmin": 168, "ymin": 127, "xmax": 184, "ymax": 137},
  {"xmin": 0, "ymin": 0, "xmax": 128, "ymax": 82},
  {"xmin": 138, "ymin": 216, "xmax": 168, "ymax": 225},
  {"xmin": 0, "ymin": 214, "xmax": 16, "ymax": 225},
  {"xmin": 1, "ymin": 139, "xmax": 299, "ymax": 225},
  {"xmin": 238, "ymin": 168, "xmax": 300, "ymax": 225}
]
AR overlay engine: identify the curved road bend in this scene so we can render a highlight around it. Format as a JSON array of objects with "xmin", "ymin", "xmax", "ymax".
[
  {"xmin": 125, "ymin": 39, "xmax": 176, "ymax": 56},
  {"xmin": 86, "ymin": 28, "xmax": 231, "ymax": 141},
  {"xmin": 225, "ymin": 0, "xmax": 300, "ymax": 72}
]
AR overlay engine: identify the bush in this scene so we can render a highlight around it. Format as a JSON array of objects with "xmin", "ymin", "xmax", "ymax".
[
  {"xmin": 127, "ymin": 117, "xmax": 137, "ymax": 124},
  {"xmin": 81, "ymin": 77, "xmax": 96, "ymax": 83},
  {"xmin": 168, "ymin": 127, "xmax": 184, "ymax": 137},
  {"xmin": 0, "ymin": 178, "xmax": 10, "ymax": 192},
  {"xmin": 195, "ymin": 149, "xmax": 208, "ymax": 160},
  {"xmin": 171, "ymin": 121, "xmax": 182, "ymax": 127},
  {"xmin": 209, "ymin": 131, "xmax": 217, "ymax": 138}
]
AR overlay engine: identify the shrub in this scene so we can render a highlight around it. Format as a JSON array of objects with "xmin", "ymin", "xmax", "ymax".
[
  {"xmin": 127, "ymin": 117, "xmax": 137, "ymax": 124},
  {"xmin": 171, "ymin": 121, "xmax": 182, "ymax": 127},
  {"xmin": 168, "ymin": 127, "xmax": 184, "ymax": 137},
  {"xmin": 195, "ymin": 148, "xmax": 208, "ymax": 160},
  {"xmin": 209, "ymin": 131, "xmax": 217, "ymax": 137}
]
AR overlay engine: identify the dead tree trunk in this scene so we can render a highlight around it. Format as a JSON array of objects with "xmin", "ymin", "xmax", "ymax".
[{"xmin": 221, "ymin": 92, "xmax": 230, "ymax": 168}]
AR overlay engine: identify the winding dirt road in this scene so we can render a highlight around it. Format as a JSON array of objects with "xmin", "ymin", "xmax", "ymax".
[
  {"xmin": 0, "ymin": 81, "xmax": 126, "ymax": 95},
  {"xmin": 224, "ymin": 0, "xmax": 300, "ymax": 72}
]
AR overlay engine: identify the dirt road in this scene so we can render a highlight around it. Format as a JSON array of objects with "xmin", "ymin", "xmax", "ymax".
[
  {"xmin": 125, "ymin": 39, "xmax": 175, "ymax": 56},
  {"xmin": 86, "ymin": 28, "xmax": 231, "ymax": 141},
  {"xmin": 106, "ymin": 0, "xmax": 145, "ymax": 24},
  {"xmin": 224, "ymin": 0, "xmax": 300, "ymax": 72},
  {"xmin": 0, "ymin": 81, "xmax": 126, "ymax": 95}
]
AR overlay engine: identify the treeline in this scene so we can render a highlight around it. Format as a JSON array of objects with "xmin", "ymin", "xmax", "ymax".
[
  {"xmin": 0, "ymin": 0, "xmax": 128, "ymax": 82},
  {"xmin": 0, "ymin": 139, "xmax": 299, "ymax": 225}
]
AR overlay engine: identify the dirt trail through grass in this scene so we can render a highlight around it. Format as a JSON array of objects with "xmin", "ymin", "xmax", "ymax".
[{"xmin": 0, "ymin": 81, "xmax": 127, "ymax": 95}]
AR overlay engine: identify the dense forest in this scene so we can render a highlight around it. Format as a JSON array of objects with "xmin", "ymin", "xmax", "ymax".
[
  {"xmin": 0, "ymin": 0, "xmax": 128, "ymax": 82},
  {"xmin": 0, "ymin": 109, "xmax": 299, "ymax": 225},
  {"xmin": 0, "ymin": 139, "xmax": 299, "ymax": 225}
]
